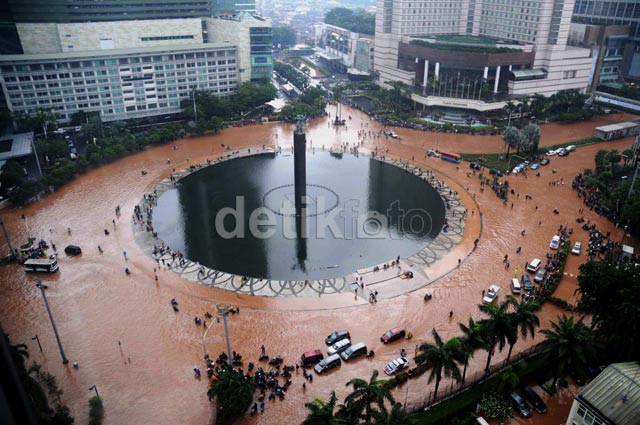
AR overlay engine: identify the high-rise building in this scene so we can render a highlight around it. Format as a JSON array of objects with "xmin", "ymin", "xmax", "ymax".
[
  {"xmin": 572, "ymin": 0, "xmax": 640, "ymax": 82},
  {"xmin": 213, "ymin": 0, "xmax": 257, "ymax": 15},
  {"xmin": 374, "ymin": 0, "xmax": 594, "ymax": 110}
]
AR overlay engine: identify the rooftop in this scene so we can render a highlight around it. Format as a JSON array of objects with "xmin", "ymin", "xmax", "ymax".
[
  {"xmin": 0, "ymin": 42, "xmax": 235, "ymax": 62},
  {"xmin": 0, "ymin": 133, "xmax": 34, "ymax": 161},
  {"xmin": 577, "ymin": 362, "xmax": 640, "ymax": 425}
]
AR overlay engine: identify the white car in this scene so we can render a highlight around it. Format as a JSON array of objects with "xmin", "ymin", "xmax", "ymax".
[
  {"xmin": 549, "ymin": 235, "xmax": 561, "ymax": 249},
  {"xmin": 427, "ymin": 149, "xmax": 441, "ymax": 158},
  {"xmin": 384, "ymin": 357, "xmax": 409, "ymax": 375},
  {"xmin": 566, "ymin": 145, "xmax": 576, "ymax": 152},
  {"xmin": 571, "ymin": 242, "xmax": 582, "ymax": 255},
  {"xmin": 546, "ymin": 149, "xmax": 557, "ymax": 156},
  {"xmin": 483, "ymin": 285, "xmax": 500, "ymax": 304},
  {"xmin": 327, "ymin": 338, "xmax": 351, "ymax": 356}
]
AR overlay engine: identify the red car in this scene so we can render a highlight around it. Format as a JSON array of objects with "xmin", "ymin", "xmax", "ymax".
[{"xmin": 380, "ymin": 327, "xmax": 406, "ymax": 343}]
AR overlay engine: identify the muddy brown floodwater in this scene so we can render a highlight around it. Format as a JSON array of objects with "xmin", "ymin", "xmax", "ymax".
[{"xmin": 0, "ymin": 105, "xmax": 636, "ymax": 425}]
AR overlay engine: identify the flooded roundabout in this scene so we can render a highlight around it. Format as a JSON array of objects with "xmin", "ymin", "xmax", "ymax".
[{"xmin": 0, "ymin": 104, "xmax": 636, "ymax": 425}]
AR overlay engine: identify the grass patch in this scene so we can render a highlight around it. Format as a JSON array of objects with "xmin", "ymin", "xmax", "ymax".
[
  {"xmin": 461, "ymin": 153, "xmax": 510, "ymax": 172},
  {"xmin": 541, "ymin": 137, "xmax": 601, "ymax": 153},
  {"xmin": 412, "ymin": 350, "xmax": 551, "ymax": 424}
]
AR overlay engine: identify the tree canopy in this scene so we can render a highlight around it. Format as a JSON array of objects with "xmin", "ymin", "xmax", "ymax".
[
  {"xmin": 272, "ymin": 26, "xmax": 297, "ymax": 49},
  {"xmin": 207, "ymin": 369, "xmax": 255, "ymax": 424},
  {"xmin": 577, "ymin": 258, "xmax": 640, "ymax": 360},
  {"xmin": 324, "ymin": 8, "xmax": 375, "ymax": 35}
]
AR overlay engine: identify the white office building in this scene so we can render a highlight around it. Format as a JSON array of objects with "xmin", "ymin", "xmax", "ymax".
[{"xmin": 374, "ymin": 0, "xmax": 594, "ymax": 110}]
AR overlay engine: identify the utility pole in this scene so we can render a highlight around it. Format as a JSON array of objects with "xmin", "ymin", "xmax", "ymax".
[
  {"xmin": 216, "ymin": 304, "xmax": 233, "ymax": 368},
  {"xmin": 35, "ymin": 279, "xmax": 68, "ymax": 364},
  {"xmin": 0, "ymin": 214, "xmax": 16, "ymax": 260},
  {"xmin": 192, "ymin": 89, "xmax": 198, "ymax": 125},
  {"xmin": 31, "ymin": 334, "xmax": 42, "ymax": 353}
]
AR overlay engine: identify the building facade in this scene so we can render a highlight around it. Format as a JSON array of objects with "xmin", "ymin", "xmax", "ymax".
[
  {"xmin": 572, "ymin": 0, "xmax": 640, "ymax": 82},
  {"xmin": 207, "ymin": 13, "xmax": 273, "ymax": 82},
  {"xmin": 374, "ymin": 0, "xmax": 594, "ymax": 109},
  {"xmin": 314, "ymin": 23, "xmax": 374, "ymax": 75},
  {"xmin": 0, "ymin": 43, "xmax": 237, "ymax": 123}
]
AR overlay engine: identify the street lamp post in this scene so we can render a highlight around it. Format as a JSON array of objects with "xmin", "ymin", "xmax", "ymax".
[
  {"xmin": 0, "ymin": 214, "xmax": 16, "ymax": 260},
  {"xmin": 35, "ymin": 279, "xmax": 68, "ymax": 364},
  {"xmin": 89, "ymin": 385, "xmax": 100, "ymax": 400},
  {"xmin": 31, "ymin": 334, "xmax": 42, "ymax": 353},
  {"xmin": 216, "ymin": 303, "xmax": 233, "ymax": 368}
]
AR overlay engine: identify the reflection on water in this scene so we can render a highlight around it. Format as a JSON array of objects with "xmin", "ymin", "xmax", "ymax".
[{"xmin": 153, "ymin": 153, "xmax": 445, "ymax": 280}]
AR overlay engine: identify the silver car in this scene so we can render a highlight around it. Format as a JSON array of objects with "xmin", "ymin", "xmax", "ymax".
[{"xmin": 327, "ymin": 338, "xmax": 351, "ymax": 356}]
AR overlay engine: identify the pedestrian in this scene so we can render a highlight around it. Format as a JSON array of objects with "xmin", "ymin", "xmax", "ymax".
[
  {"xmin": 98, "ymin": 245, "xmax": 103, "ymax": 254},
  {"xmin": 123, "ymin": 251, "xmax": 127, "ymax": 260},
  {"xmin": 449, "ymin": 310, "xmax": 453, "ymax": 318},
  {"xmin": 482, "ymin": 289, "xmax": 485, "ymax": 296},
  {"xmin": 302, "ymin": 382, "xmax": 306, "ymax": 391},
  {"xmin": 261, "ymin": 344, "xmax": 265, "ymax": 354}
]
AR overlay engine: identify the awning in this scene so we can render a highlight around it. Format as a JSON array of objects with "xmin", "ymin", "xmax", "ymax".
[{"xmin": 510, "ymin": 69, "xmax": 547, "ymax": 81}]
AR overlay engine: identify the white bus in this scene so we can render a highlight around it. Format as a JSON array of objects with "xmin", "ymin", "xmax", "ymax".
[{"xmin": 24, "ymin": 257, "xmax": 59, "ymax": 273}]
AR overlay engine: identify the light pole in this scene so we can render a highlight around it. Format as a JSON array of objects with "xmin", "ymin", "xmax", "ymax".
[
  {"xmin": 0, "ymin": 214, "xmax": 16, "ymax": 260},
  {"xmin": 31, "ymin": 334, "xmax": 42, "ymax": 353},
  {"xmin": 216, "ymin": 303, "xmax": 233, "ymax": 368},
  {"xmin": 89, "ymin": 385, "xmax": 100, "ymax": 400},
  {"xmin": 35, "ymin": 279, "xmax": 68, "ymax": 364}
]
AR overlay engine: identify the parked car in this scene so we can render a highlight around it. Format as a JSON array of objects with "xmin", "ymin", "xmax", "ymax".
[
  {"xmin": 384, "ymin": 357, "xmax": 409, "ymax": 375},
  {"xmin": 571, "ymin": 242, "xmax": 582, "ymax": 255},
  {"xmin": 301, "ymin": 349, "xmax": 324, "ymax": 366},
  {"xmin": 489, "ymin": 168, "xmax": 504, "ymax": 177},
  {"xmin": 325, "ymin": 330, "xmax": 350, "ymax": 345},
  {"xmin": 470, "ymin": 162, "xmax": 482, "ymax": 170},
  {"xmin": 340, "ymin": 342, "xmax": 367, "ymax": 361},
  {"xmin": 540, "ymin": 158, "xmax": 550, "ymax": 165},
  {"xmin": 566, "ymin": 145, "xmax": 576, "ymax": 152},
  {"xmin": 511, "ymin": 278, "xmax": 521, "ymax": 294},
  {"xmin": 549, "ymin": 235, "xmax": 561, "ymax": 249},
  {"xmin": 482, "ymin": 285, "xmax": 500, "ymax": 304},
  {"xmin": 427, "ymin": 149, "xmax": 440, "ymax": 158},
  {"xmin": 380, "ymin": 327, "xmax": 405, "ymax": 343},
  {"xmin": 522, "ymin": 387, "xmax": 547, "ymax": 414},
  {"xmin": 314, "ymin": 353, "xmax": 341, "ymax": 374},
  {"xmin": 531, "ymin": 163, "xmax": 540, "ymax": 170},
  {"xmin": 526, "ymin": 258, "xmax": 542, "ymax": 273},
  {"xmin": 327, "ymin": 338, "xmax": 351, "ymax": 356},
  {"xmin": 546, "ymin": 149, "xmax": 557, "ymax": 156},
  {"xmin": 557, "ymin": 148, "xmax": 569, "ymax": 156},
  {"xmin": 509, "ymin": 392, "xmax": 532, "ymax": 418},
  {"xmin": 534, "ymin": 269, "xmax": 546, "ymax": 283},
  {"xmin": 522, "ymin": 274, "xmax": 534, "ymax": 291}
]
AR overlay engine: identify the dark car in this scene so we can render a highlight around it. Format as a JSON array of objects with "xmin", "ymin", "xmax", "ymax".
[
  {"xmin": 380, "ymin": 327, "xmax": 405, "ymax": 343},
  {"xmin": 325, "ymin": 330, "xmax": 350, "ymax": 346},
  {"xmin": 64, "ymin": 245, "xmax": 82, "ymax": 255},
  {"xmin": 522, "ymin": 387, "xmax": 547, "ymax": 414},
  {"xmin": 489, "ymin": 168, "xmax": 504, "ymax": 177},
  {"xmin": 509, "ymin": 392, "xmax": 532, "ymax": 418},
  {"xmin": 470, "ymin": 162, "xmax": 482, "ymax": 170},
  {"xmin": 521, "ymin": 274, "xmax": 534, "ymax": 291}
]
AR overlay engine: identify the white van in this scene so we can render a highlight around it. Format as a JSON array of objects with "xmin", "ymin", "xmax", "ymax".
[
  {"xmin": 526, "ymin": 258, "xmax": 542, "ymax": 273},
  {"xmin": 511, "ymin": 278, "xmax": 522, "ymax": 294},
  {"xmin": 474, "ymin": 417, "xmax": 490, "ymax": 425}
]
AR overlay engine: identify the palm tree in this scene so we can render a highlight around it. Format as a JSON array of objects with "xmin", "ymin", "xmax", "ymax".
[
  {"xmin": 459, "ymin": 318, "xmax": 485, "ymax": 382},
  {"xmin": 541, "ymin": 315, "xmax": 597, "ymax": 387},
  {"xmin": 415, "ymin": 329, "xmax": 462, "ymax": 400},
  {"xmin": 302, "ymin": 391, "xmax": 340, "ymax": 425},
  {"xmin": 370, "ymin": 402, "xmax": 414, "ymax": 425},
  {"xmin": 506, "ymin": 296, "xmax": 541, "ymax": 362},
  {"xmin": 339, "ymin": 370, "xmax": 395, "ymax": 422},
  {"xmin": 478, "ymin": 300, "xmax": 518, "ymax": 372}
]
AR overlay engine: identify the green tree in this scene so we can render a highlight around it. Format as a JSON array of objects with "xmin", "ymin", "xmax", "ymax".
[
  {"xmin": 272, "ymin": 26, "xmax": 297, "ymax": 48},
  {"xmin": 577, "ymin": 258, "xmax": 640, "ymax": 360},
  {"xmin": 478, "ymin": 299, "xmax": 518, "ymax": 371},
  {"xmin": 302, "ymin": 391, "xmax": 340, "ymax": 425},
  {"xmin": 522, "ymin": 123, "xmax": 541, "ymax": 154},
  {"xmin": 207, "ymin": 369, "xmax": 256, "ymax": 424},
  {"xmin": 507, "ymin": 296, "xmax": 540, "ymax": 362},
  {"xmin": 339, "ymin": 370, "xmax": 395, "ymax": 423},
  {"xmin": 502, "ymin": 127, "xmax": 522, "ymax": 158},
  {"xmin": 370, "ymin": 402, "xmax": 414, "ymax": 425},
  {"xmin": 478, "ymin": 391, "xmax": 513, "ymax": 420},
  {"xmin": 459, "ymin": 318, "xmax": 485, "ymax": 382},
  {"xmin": 415, "ymin": 329, "xmax": 462, "ymax": 400},
  {"xmin": 540, "ymin": 315, "xmax": 597, "ymax": 386},
  {"xmin": 0, "ymin": 159, "xmax": 25, "ymax": 188},
  {"xmin": 324, "ymin": 8, "xmax": 375, "ymax": 35},
  {"xmin": 495, "ymin": 367, "xmax": 520, "ymax": 394}
]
